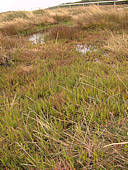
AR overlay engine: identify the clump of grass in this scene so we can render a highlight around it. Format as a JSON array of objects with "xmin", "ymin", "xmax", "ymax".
[
  {"xmin": 33, "ymin": 9, "xmax": 46, "ymax": 15},
  {"xmin": 0, "ymin": 18, "xmax": 32, "ymax": 35},
  {"xmin": 3, "ymin": 11, "xmax": 29, "ymax": 22},
  {"xmin": 0, "ymin": 34, "xmax": 25, "ymax": 49},
  {"xmin": 31, "ymin": 15, "xmax": 56, "ymax": 26},
  {"xmin": 104, "ymin": 32, "xmax": 128, "ymax": 57},
  {"xmin": 52, "ymin": 13, "xmax": 71, "ymax": 23}
]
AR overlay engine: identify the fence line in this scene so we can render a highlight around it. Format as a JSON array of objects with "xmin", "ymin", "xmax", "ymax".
[{"xmin": 58, "ymin": 0, "xmax": 128, "ymax": 7}]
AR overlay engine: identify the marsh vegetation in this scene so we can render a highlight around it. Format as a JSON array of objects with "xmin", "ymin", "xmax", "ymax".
[{"xmin": 0, "ymin": 5, "xmax": 128, "ymax": 169}]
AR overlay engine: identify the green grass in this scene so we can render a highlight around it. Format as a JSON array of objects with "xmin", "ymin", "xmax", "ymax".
[
  {"xmin": 0, "ymin": 42, "xmax": 128, "ymax": 169},
  {"xmin": 0, "ymin": 6, "xmax": 128, "ymax": 169},
  {"xmin": 20, "ymin": 20, "xmax": 73, "ymax": 36}
]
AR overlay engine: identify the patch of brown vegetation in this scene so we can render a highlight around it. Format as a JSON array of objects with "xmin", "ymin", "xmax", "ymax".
[
  {"xmin": 0, "ymin": 15, "xmax": 56, "ymax": 35},
  {"xmin": 104, "ymin": 32, "xmax": 128, "ymax": 57},
  {"xmin": 72, "ymin": 6, "xmax": 128, "ymax": 30},
  {"xmin": 0, "ymin": 34, "xmax": 25, "ymax": 49},
  {"xmin": 20, "ymin": 65, "xmax": 33, "ymax": 73},
  {"xmin": 48, "ymin": 26, "xmax": 80, "ymax": 41},
  {"xmin": 80, "ymin": 30, "xmax": 110, "ymax": 46},
  {"xmin": 0, "ymin": 19, "xmax": 32, "ymax": 35}
]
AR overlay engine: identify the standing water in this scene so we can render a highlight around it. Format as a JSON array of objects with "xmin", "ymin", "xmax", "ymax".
[
  {"xmin": 28, "ymin": 33, "xmax": 45, "ymax": 44},
  {"xmin": 76, "ymin": 45, "xmax": 96, "ymax": 54}
]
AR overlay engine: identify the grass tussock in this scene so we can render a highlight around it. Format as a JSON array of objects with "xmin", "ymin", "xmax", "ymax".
[
  {"xmin": 0, "ymin": 33, "xmax": 25, "ymax": 49},
  {"xmin": 0, "ymin": 19, "xmax": 32, "ymax": 35},
  {"xmin": 0, "ymin": 5, "xmax": 128, "ymax": 169},
  {"xmin": 104, "ymin": 32, "xmax": 128, "ymax": 57},
  {"xmin": 48, "ymin": 10, "xmax": 71, "ymax": 23},
  {"xmin": 1, "ymin": 11, "xmax": 29, "ymax": 22}
]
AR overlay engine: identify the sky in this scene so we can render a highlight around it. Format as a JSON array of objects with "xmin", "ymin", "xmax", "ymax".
[{"xmin": 0, "ymin": 0, "xmax": 77, "ymax": 12}]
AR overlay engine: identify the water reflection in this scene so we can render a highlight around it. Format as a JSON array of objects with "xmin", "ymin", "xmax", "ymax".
[
  {"xmin": 28, "ymin": 33, "xmax": 45, "ymax": 44},
  {"xmin": 76, "ymin": 45, "xmax": 96, "ymax": 54}
]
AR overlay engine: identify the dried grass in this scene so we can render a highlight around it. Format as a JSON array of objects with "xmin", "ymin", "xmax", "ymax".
[
  {"xmin": 1, "ymin": 5, "xmax": 128, "ymax": 35},
  {"xmin": 0, "ymin": 18, "xmax": 31, "ymax": 35},
  {"xmin": 72, "ymin": 6, "xmax": 128, "ymax": 30},
  {"xmin": 104, "ymin": 33, "xmax": 128, "ymax": 57},
  {"xmin": 48, "ymin": 26, "xmax": 79, "ymax": 41},
  {"xmin": 0, "ymin": 34, "xmax": 25, "ymax": 49}
]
